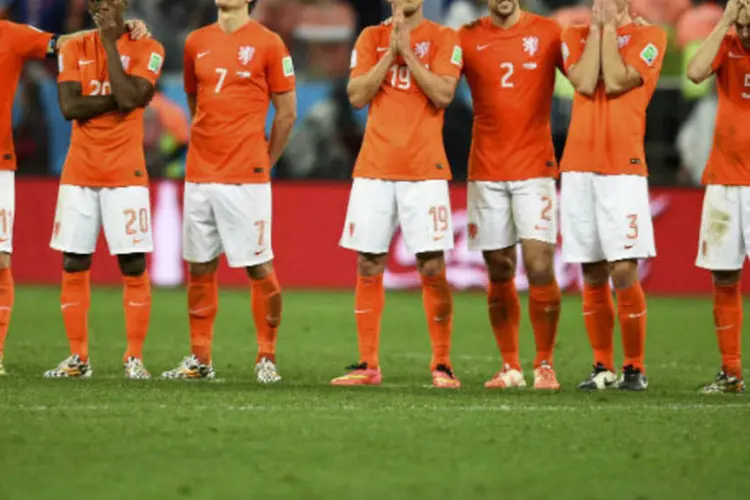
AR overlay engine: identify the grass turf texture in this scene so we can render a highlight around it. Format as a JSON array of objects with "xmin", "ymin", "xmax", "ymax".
[{"xmin": 1, "ymin": 286, "xmax": 749, "ymax": 499}]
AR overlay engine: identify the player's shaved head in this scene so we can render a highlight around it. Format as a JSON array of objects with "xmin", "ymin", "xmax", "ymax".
[
  {"xmin": 488, "ymin": 0, "xmax": 519, "ymax": 18},
  {"xmin": 738, "ymin": 6, "xmax": 750, "ymax": 48}
]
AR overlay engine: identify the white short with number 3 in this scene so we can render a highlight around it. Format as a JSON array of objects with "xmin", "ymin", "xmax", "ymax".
[
  {"xmin": 0, "ymin": 171, "xmax": 14, "ymax": 253},
  {"xmin": 50, "ymin": 185, "xmax": 153, "ymax": 255},
  {"xmin": 695, "ymin": 185, "xmax": 750, "ymax": 270},
  {"xmin": 561, "ymin": 172, "xmax": 655, "ymax": 263},
  {"xmin": 183, "ymin": 182, "xmax": 273, "ymax": 268},
  {"xmin": 467, "ymin": 178, "xmax": 557, "ymax": 251},
  {"xmin": 340, "ymin": 178, "xmax": 454, "ymax": 254}
]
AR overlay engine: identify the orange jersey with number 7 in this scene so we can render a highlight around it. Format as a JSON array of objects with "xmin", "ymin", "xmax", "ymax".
[
  {"xmin": 703, "ymin": 34, "xmax": 750, "ymax": 186},
  {"xmin": 351, "ymin": 20, "xmax": 463, "ymax": 181},
  {"xmin": 0, "ymin": 21, "xmax": 54, "ymax": 171},
  {"xmin": 460, "ymin": 14, "xmax": 562, "ymax": 181},
  {"xmin": 560, "ymin": 24, "xmax": 666, "ymax": 176},
  {"xmin": 184, "ymin": 21, "xmax": 295, "ymax": 184}
]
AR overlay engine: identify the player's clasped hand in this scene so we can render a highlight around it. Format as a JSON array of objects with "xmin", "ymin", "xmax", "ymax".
[
  {"xmin": 601, "ymin": 0, "xmax": 619, "ymax": 27},
  {"xmin": 94, "ymin": 6, "xmax": 119, "ymax": 42}
]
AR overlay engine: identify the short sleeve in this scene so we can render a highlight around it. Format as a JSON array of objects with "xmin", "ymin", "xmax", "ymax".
[
  {"xmin": 350, "ymin": 27, "xmax": 378, "ymax": 79},
  {"xmin": 431, "ymin": 28, "xmax": 463, "ymax": 78},
  {"xmin": 561, "ymin": 27, "xmax": 584, "ymax": 73},
  {"xmin": 711, "ymin": 35, "xmax": 732, "ymax": 74},
  {"xmin": 4, "ymin": 21, "xmax": 54, "ymax": 60},
  {"xmin": 129, "ymin": 40, "xmax": 165, "ymax": 85},
  {"xmin": 183, "ymin": 34, "xmax": 197, "ymax": 94},
  {"xmin": 266, "ymin": 33, "xmax": 295, "ymax": 94},
  {"xmin": 57, "ymin": 40, "xmax": 81, "ymax": 84},
  {"xmin": 623, "ymin": 27, "xmax": 667, "ymax": 85}
]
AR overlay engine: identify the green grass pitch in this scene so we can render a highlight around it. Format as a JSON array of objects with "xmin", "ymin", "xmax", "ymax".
[{"xmin": 1, "ymin": 286, "xmax": 749, "ymax": 499}]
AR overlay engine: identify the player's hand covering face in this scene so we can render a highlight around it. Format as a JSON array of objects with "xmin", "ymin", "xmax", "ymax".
[
  {"xmin": 737, "ymin": 3, "xmax": 750, "ymax": 48},
  {"xmin": 124, "ymin": 19, "xmax": 150, "ymax": 40},
  {"xmin": 90, "ymin": 0, "xmax": 125, "ymax": 41},
  {"xmin": 388, "ymin": 0, "xmax": 422, "ymax": 17}
]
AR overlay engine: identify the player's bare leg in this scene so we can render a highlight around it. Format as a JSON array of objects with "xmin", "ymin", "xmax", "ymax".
[
  {"xmin": 117, "ymin": 253, "xmax": 151, "ymax": 379},
  {"xmin": 163, "ymin": 259, "xmax": 218, "ymax": 379},
  {"xmin": 0, "ymin": 253, "xmax": 13, "ymax": 376},
  {"xmin": 331, "ymin": 253, "xmax": 386, "ymax": 386},
  {"xmin": 247, "ymin": 260, "xmax": 283, "ymax": 383},
  {"xmin": 577, "ymin": 261, "xmax": 617, "ymax": 390},
  {"xmin": 417, "ymin": 251, "xmax": 460, "ymax": 389},
  {"xmin": 702, "ymin": 270, "xmax": 744, "ymax": 394},
  {"xmin": 44, "ymin": 253, "xmax": 93, "ymax": 378},
  {"xmin": 521, "ymin": 239, "xmax": 561, "ymax": 390},
  {"xmin": 483, "ymin": 246, "xmax": 525, "ymax": 389},
  {"xmin": 610, "ymin": 259, "xmax": 648, "ymax": 391}
]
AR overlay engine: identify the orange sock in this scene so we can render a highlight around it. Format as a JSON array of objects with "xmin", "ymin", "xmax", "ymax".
[
  {"xmin": 354, "ymin": 273, "xmax": 384, "ymax": 369},
  {"xmin": 251, "ymin": 271, "xmax": 282, "ymax": 363},
  {"xmin": 582, "ymin": 283, "xmax": 615, "ymax": 371},
  {"xmin": 713, "ymin": 283, "xmax": 743, "ymax": 378},
  {"xmin": 422, "ymin": 271, "xmax": 453, "ymax": 369},
  {"xmin": 61, "ymin": 271, "xmax": 91, "ymax": 362},
  {"xmin": 188, "ymin": 272, "xmax": 218, "ymax": 364},
  {"xmin": 123, "ymin": 272, "xmax": 151, "ymax": 361},
  {"xmin": 0, "ymin": 268, "xmax": 14, "ymax": 356},
  {"xmin": 616, "ymin": 282, "xmax": 647, "ymax": 372},
  {"xmin": 488, "ymin": 279, "xmax": 521, "ymax": 370},
  {"xmin": 529, "ymin": 281, "xmax": 561, "ymax": 367}
]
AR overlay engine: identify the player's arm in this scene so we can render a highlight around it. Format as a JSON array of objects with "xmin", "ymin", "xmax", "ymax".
[
  {"xmin": 183, "ymin": 36, "xmax": 198, "ymax": 120},
  {"xmin": 566, "ymin": 27, "xmax": 601, "ymax": 97},
  {"xmin": 58, "ymin": 82, "xmax": 118, "ymax": 121},
  {"xmin": 403, "ymin": 27, "xmax": 462, "ymax": 109},
  {"xmin": 347, "ymin": 27, "xmax": 394, "ymax": 109},
  {"xmin": 266, "ymin": 37, "xmax": 298, "ymax": 166},
  {"xmin": 686, "ymin": 0, "xmax": 739, "ymax": 84},
  {"xmin": 101, "ymin": 40, "xmax": 155, "ymax": 113},
  {"xmin": 600, "ymin": 25, "xmax": 643, "ymax": 96}
]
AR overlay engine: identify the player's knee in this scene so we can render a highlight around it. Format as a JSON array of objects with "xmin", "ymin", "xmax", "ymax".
[
  {"xmin": 582, "ymin": 261, "xmax": 609, "ymax": 287},
  {"xmin": 246, "ymin": 260, "xmax": 274, "ymax": 281},
  {"xmin": 712, "ymin": 270, "xmax": 741, "ymax": 287},
  {"xmin": 63, "ymin": 253, "xmax": 92, "ymax": 273},
  {"xmin": 189, "ymin": 260, "xmax": 219, "ymax": 277},
  {"xmin": 358, "ymin": 253, "xmax": 387, "ymax": 277},
  {"xmin": 117, "ymin": 253, "xmax": 147, "ymax": 277},
  {"xmin": 416, "ymin": 252, "xmax": 445, "ymax": 277},
  {"xmin": 484, "ymin": 251, "xmax": 515, "ymax": 283},
  {"xmin": 524, "ymin": 256, "xmax": 555, "ymax": 286},
  {"xmin": 0, "ymin": 252, "xmax": 10, "ymax": 269},
  {"xmin": 610, "ymin": 260, "xmax": 638, "ymax": 290}
]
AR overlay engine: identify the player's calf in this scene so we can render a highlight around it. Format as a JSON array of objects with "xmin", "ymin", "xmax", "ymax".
[
  {"xmin": 0, "ymin": 252, "xmax": 14, "ymax": 374},
  {"xmin": 248, "ymin": 261, "xmax": 283, "ymax": 383}
]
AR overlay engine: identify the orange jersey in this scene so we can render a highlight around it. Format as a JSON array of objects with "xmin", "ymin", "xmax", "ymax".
[
  {"xmin": 58, "ymin": 32, "xmax": 165, "ymax": 187},
  {"xmin": 184, "ymin": 21, "xmax": 295, "ymax": 184},
  {"xmin": 460, "ymin": 14, "xmax": 562, "ymax": 182},
  {"xmin": 0, "ymin": 21, "xmax": 53, "ymax": 171},
  {"xmin": 703, "ymin": 34, "xmax": 750, "ymax": 186},
  {"xmin": 560, "ymin": 24, "xmax": 666, "ymax": 176},
  {"xmin": 351, "ymin": 20, "xmax": 463, "ymax": 181}
]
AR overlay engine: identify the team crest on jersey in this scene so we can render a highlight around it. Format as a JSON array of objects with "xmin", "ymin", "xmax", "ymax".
[
  {"xmin": 238, "ymin": 46, "xmax": 255, "ymax": 66},
  {"xmin": 617, "ymin": 35, "xmax": 631, "ymax": 49},
  {"xmin": 523, "ymin": 36, "xmax": 539, "ymax": 56},
  {"xmin": 120, "ymin": 55, "xmax": 131, "ymax": 70},
  {"xmin": 414, "ymin": 42, "xmax": 431, "ymax": 58}
]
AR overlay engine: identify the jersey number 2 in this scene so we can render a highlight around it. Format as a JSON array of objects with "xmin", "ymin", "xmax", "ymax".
[{"xmin": 500, "ymin": 63, "xmax": 514, "ymax": 89}]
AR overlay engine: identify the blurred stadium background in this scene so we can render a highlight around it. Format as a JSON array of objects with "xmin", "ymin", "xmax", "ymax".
[{"xmin": 5, "ymin": 0, "xmax": 748, "ymax": 292}]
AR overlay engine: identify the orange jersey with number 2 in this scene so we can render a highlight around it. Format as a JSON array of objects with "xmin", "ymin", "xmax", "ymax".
[{"xmin": 351, "ymin": 20, "xmax": 463, "ymax": 181}]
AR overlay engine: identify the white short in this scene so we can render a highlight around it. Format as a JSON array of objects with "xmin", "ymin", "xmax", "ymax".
[
  {"xmin": 0, "ymin": 171, "xmax": 14, "ymax": 253},
  {"xmin": 695, "ymin": 185, "xmax": 750, "ymax": 270},
  {"xmin": 50, "ymin": 185, "xmax": 153, "ymax": 255},
  {"xmin": 340, "ymin": 178, "xmax": 454, "ymax": 254},
  {"xmin": 183, "ymin": 182, "xmax": 273, "ymax": 268},
  {"xmin": 467, "ymin": 178, "xmax": 557, "ymax": 251},
  {"xmin": 561, "ymin": 172, "xmax": 656, "ymax": 263}
]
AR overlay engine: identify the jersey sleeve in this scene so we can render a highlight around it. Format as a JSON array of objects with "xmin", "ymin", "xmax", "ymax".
[
  {"xmin": 431, "ymin": 28, "xmax": 463, "ymax": 78},
  {"xmin": 129, "ymin": 40, "xmax": 166, "ymax": 85},
  {"xmin": 711, "ymin": 35, "xmax": 732, "ymax": 75},
  {"xmin": 4, "ymin": 21, "xmax": 54, "ymax": 60},
  {"xmin": 561, "ymin": 27, "xmax": 584, "ymax": 73},
  {"xmin": 552, "ymin": 24, "xmax": 565, "ymax": 72},
  {"xmin": 350, "ymin": 27, "xmax": 378, "ymax": 79},
  {"xmin": 183, "ymin": 33, "xmax": 197, "ymax": 95},
  {"xmin": 266, "ymin": 33, "xmax": 296, "ymax": 94},
  {"xmin": 57, "ymin": 40, "xmax": 81, "ymax": 84},
  {"xmin": 624, "ymin": 27, "xmax": 667, "ymax": 85}
]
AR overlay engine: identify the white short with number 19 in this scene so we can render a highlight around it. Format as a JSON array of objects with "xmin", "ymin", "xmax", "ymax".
[
  {"xmin": 50, "ymin": 185, "xmax": 153, "ymax": 255},
  {"xmin": 0, "ymin": 171, "xmax": 14, "ymax": 253},
  {"xmin": 183, "ymin": 182, "xmax": 273, "ymax": 268},
  {"xmin": 340, "ymin": 178, "xmax": 454, "ymax": 255},
  {"xmin": 561, "ymin": 172, "xmax": 655, "ymax": 263}
]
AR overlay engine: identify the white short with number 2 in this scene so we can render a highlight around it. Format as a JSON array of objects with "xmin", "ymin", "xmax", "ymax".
[
  {"xmin": 340, "ymin": 178, "xmax": 454, "ymax": 255},
  {"xmin": 50, "ymin": 185, "xmax": 153, "ymax": 255},
  {"xmin": 467, "ymin": 178, "xmax": 557, "ymax": 251},
  {"xmin": 561, "ymin": 172, "xmax": 655, "ymax": 263},
  {"xmin": 183, "ymin": 182, "xmax": 273, "ymax": 268},
  {"xmin": 0, "ymin": 171, "xmax": 15, "ymax": 253},
  {"xmin": 695, "ymin": 185, "xmax": 750, "ymax": 271}
]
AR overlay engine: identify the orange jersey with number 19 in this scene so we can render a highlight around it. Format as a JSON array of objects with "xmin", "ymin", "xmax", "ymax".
[
  {"xmin": 703, "ymin": 34, "xmax": 750, "ymax": 186},
  {"xmin": 460, "ymin": 14, "xmax": 562, "ymax": 181},
  {"xmin": 184, "ymin": 21, "xmax": 296, "ymax": 184},
  {"xmin": 351, "ymin": 20, "xmax": 463, "ymax": 181}
]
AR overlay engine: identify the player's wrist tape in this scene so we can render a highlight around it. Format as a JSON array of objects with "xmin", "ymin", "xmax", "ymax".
[{"xmin": 47, "ymin": 34, "xmax": 60, "ymax": 58}]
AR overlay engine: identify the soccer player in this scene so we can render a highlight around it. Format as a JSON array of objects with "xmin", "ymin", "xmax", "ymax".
[
  {"xmin": 560, "ymin": 0, "xmax": 666, "ymax": 391},
  {"xmin": 687, "ymin": 0, "xmax": 750, "ymax": 394},
  {"xmin": 44, "ymin": 0, "xmax": 164, "ymax": 379},
  {"xmin": 459, "ymin": 0, "xmax": 563, "ymax": 390},
  {"xmin": 332, "ymin": 0, "xmax": 463, "ymax": 388},
  {"xmin": 0, "ymin": 17, "xmax": 147, "ymax": 376},
  {"xmin": 161, "ymin": 0, "xmax": 296, "ymax": 382}
]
